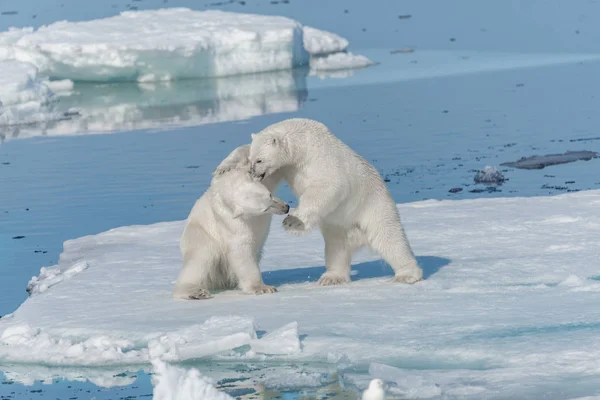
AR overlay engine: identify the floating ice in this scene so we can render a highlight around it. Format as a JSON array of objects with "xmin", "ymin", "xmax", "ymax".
[
  {"xmin": 0, "ymin": 60, "xmax": 72, "ymax": 126},
  {"xmin": 151, "ymin": 358, "xmax": 233, "ymax": 400},
  {"xmin": 473, "ymin": 165, "xmax": 506, "ymax": 185},
  {"xmin": 2, "ymin": 191, "xmax": 600, "ymax": 398},
  {"xmin": 310, "ymin": 52, "xmax": 376, "ymax": 71},
  {"xmin": 0, "ymin": 9, "xmax": 373, "ymax": 83},
  {"xmin": 302, "ymin": 26, "xmax": 348, "ymax": 56},
  {"xmin": 501, "ymin": 150, "xmax": 598, "ymax": 170}
]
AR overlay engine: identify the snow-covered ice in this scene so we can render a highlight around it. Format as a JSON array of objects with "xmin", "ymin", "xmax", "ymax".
[
  {"xmin": 2, "ymin": 190, "xmax": 600, "ymax": 398},
  {"xmin": 26, "ymin": 260, "xmax": 88, "ymax": 296},
  {"xmin": 0, "ymin": 9, "xmax": 373, "ymax": 83}
]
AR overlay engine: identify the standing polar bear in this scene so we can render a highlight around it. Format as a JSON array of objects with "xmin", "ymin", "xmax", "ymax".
[
  {"xmin": 249, "ymin": 118, "xmax": 423, "ymax": 285},
  {"xmin": 173, "ymin": 145, "xmax": 288, "ymax": 299}
]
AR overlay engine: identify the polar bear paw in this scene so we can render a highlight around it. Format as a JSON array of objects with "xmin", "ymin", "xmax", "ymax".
[
  {"xmin": 390, "ymin": 268, "xmax": 423, "ymax": 284},
  {"xmin": 251, "ymin": 284, "xmax": 278, "ymax": 295},
  {"xmin": 186, "ymin": 288, "xmax": 213, "ymax": 300},
  {"xmin": 317, "ymin": 272, "xmax": 350, "ymax": 286},
  {"xmin": 282, "ymin": 214, "xmax": 308, "ymax": 235}
]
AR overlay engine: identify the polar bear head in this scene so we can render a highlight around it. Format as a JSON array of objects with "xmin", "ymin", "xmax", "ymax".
[
  {"xmin": 248, "ymin": 132, "xmax": 291, "ymax": 181},
  {"xmin": 231, "ymin": 180, "xmax": 290, "ymax": 218},
  {"xmin": 212, "ymin": 145, "xmax": 289, "ymax": 218}
]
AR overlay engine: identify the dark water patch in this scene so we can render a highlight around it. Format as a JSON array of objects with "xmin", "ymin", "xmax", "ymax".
[
  {"xmin": 501, "ymin": 150, "xmax": 598, "ymax": 170},
  {"xmin": 569, "ymin": 136, "xmax": 600, "ymax": 142},
  {"xmin": 1, "ymin": 11, "xmax": 18, "ymax": 15},
  {"xmin": 11, "ymin": 236, "xmax": 25, "ymax": 240}
]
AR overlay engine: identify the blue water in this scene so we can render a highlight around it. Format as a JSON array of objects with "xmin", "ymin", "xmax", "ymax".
[{"xmin": 2, "ymin": 0, "xmax": 600, "ymax": 398}]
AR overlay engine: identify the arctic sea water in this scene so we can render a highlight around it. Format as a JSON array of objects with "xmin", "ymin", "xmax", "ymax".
[{"xmin": 2, "ymin": 0, "xmax": 600, "ymax": 399}]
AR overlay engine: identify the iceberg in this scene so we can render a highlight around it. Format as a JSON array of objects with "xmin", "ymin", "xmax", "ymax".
[
  {"xmin": 2, "ymin": 190, "xmax": 600, "ymax": 398},
  {"xmin": 0, "ymin": 9, "xmax": 373, "ymax": 83}
]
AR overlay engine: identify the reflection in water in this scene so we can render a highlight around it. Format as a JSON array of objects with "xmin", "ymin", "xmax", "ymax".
[
  {"xmin": 0, "ymin": 362, "xmax": 362, "ymax": 399},
  {"xmin": 0, "ymin": 68, "xmax": 309, "ymax": 142}
]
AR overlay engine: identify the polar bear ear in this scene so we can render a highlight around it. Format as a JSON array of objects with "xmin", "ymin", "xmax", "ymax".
[
  {"xmin": 213, "ymin": 145, "xmax": 250, "ymax": 176},
  {"xmin": 251, "ymin": 133, "xmax": 256, "ymax": 140}
]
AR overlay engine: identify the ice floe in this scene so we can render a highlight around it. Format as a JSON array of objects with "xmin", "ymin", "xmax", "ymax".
[
  {"xmin": 0, "ymin": 9, "xmax": 372, "ymax": 83},
  {"xmin": 2, "ymin": 190, "xmax": 600, "ymax": 398}
]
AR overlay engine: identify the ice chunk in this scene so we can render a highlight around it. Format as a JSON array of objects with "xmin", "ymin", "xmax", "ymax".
[
  {"xmin": 473, "ymin": 165, "xmax": 506, "ymax": 185},
  {"xmin": 0, "ymin": 9, "xmax": 309, "ymax": 82},
  {"xmin": 251, "ymin": 321, "xmax": 301, "ymax": 355},
  {"xmin": 26, "ymin": 260, "xmax": 89, "ymax": 296},
  {"xmin": 0, "ymin": 9, "xmax": 374, "ymax": 82},
  {"xmin": 310, "ymin": 52, "xmax": 376, "ymax": 71},
  {"xmin": 501, "ymin": 150, "xmax": 598, "ymax": 169},
  {"xmin": 151, "ymin": 358, "xmax": 233, "ymax": 400},
  {"xmin": 302, "ymin": 26, "xmax": 348, "ymax": 56},
  {"xmin": 148, "ymin": 316, "xmax": 257, "ymax": 361}
]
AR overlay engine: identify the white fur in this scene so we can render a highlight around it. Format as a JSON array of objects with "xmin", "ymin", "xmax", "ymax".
[
  {"xmin": 173, "ymin": 145, "xmax": 287, "ymax": 299},
  {"xmin": 249, "ymin": 118, "xmax": 423, "ymax": 285}
]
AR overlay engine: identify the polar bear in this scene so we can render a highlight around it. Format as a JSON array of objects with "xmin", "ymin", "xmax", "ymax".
[
  {"xmin": 173, "ymin": 145, "xmax": 288, "ymax": 299},
  {"xmin": 248, "ymin": 118, "xmax": 423, "ymax": 285}
]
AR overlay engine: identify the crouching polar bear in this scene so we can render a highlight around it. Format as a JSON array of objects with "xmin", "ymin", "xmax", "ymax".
[
  {"xmin": 249, "ymin": 118, "xmax": 423, "ymax": 285},
  {"xmin": 173, "ymin": 145, "xmax": 288, "ymax": 299}
]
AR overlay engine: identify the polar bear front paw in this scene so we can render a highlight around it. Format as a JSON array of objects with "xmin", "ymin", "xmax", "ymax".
[
  {"xmin": 251, "ymin": 285, "xmax": 278, "ymax": 295},
  {"xmin": 390, "ymin": 268, "xmax": 423, "ymax": 284},
  {"xmin": 186, "ymin": 288, "xmax": 213, "ymax": 300},
  {"xmin": 282, "ymin": 214, "xmax": 307, "ymax": 235},
  {"xmin": 317, "ymin": 272, "xmax": 350, "ymax": 286}
]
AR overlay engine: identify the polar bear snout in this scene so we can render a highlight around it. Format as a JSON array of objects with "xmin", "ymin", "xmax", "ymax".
[{"xmin": 269, "ymin": 197, "xmax": 290, "ymax": 215}]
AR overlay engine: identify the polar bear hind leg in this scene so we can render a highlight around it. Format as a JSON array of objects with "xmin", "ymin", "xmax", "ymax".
[
  {"xmin": 173, "ymin": 228, "xmax": 224, "ymax": 300},
  {"xmin": 317, "ymin": 223, "xmax": 354, "ymax": 286},
  {"xmin": 366, "ymin": 211, "xmax": 423, "ymax": 284}
]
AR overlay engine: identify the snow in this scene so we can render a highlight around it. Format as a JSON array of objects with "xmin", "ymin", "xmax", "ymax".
[
  {"xmin": 302, "ymin": 26, "xmax": 348, "ymax": 56},
  {"xmin": 26, "ymin": 260, "xmax": 88, "ymax": 295},
  {"xmin": 3, "ymin": 190, "xmax": 600, "ymax": 398},
  {"xmin": 151, "ymin": 358, "xmax": 233, "ymax": 400},
  {"xmin": 0, "ymin": 60, "xmax": 72, "ymax": 126},
  {"xmin": 0, "ymin": 9, "xmax": 372, "ymax": 83}
]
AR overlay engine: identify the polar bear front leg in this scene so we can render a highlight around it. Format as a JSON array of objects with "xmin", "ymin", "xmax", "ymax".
[
  {"xmin": 283, "ymin": 186, "xmax": 342, "ymax": 235},
  {"xmin": 228, "ymin": 244, "xmax": 277, "ymax": 295},
  {"xmin": 318, "ymin": 224, "xmax": 352, "ymax": 286}
]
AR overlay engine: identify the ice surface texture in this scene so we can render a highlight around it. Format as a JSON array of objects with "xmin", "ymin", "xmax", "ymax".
[
  {"xmin": 3, "ymin": 191, "xmax": 600, "ymax": 398},
  {"xmin": 0, "ymin": 9, "xmax": 373, "ymax": 83}
]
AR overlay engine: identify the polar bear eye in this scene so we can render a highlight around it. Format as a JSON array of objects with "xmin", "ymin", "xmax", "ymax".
[{"xmin": 256, "ymin": 159, "xmax": 263, "ymax": 164}]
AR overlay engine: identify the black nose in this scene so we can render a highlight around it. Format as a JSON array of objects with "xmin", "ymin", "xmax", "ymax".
[{"xmin": 283, "ymin": 204, "xmax": 290, "ymax": 214}]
